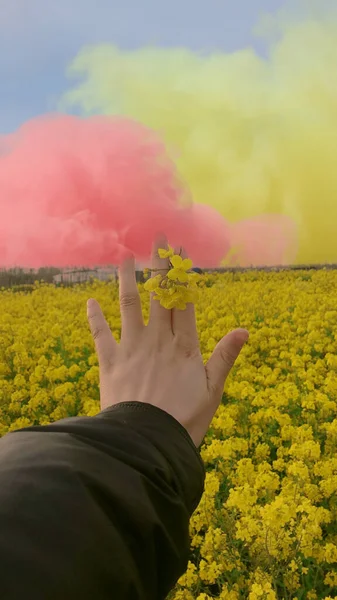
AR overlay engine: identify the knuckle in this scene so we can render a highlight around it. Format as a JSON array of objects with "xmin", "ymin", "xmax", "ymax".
[
  {"xmin": 120, "ymin": 293, "xmax": 138, "ymax": 309},
  {"xmin": 219, "ymin": 347, "xmax": 236, "ymax": 369},
  {"xmin": 88, "ymin": 314, "xmax": 105, "ymax": 341},
  {"xmin": 92, "ymin": 326, "xmax": 104, "ymax": 341},
  {"xmin": 174, "ymin": 335, "xmax": 199, "ymax": 359}
]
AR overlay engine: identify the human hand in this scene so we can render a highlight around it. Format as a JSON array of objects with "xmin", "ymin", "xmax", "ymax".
[{"xmin": 87, "ymin": 239, "xmax": 249, "ymax": 447}]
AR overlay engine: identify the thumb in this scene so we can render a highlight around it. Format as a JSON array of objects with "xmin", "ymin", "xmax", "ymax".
[{"xmin": 206, "ymin": 328, "xmax": 249, "ymax": 396}]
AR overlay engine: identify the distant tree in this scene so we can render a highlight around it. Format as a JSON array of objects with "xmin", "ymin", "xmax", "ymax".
[{"xmin": 0, "ymin": 266, "xmax": 61, "ymax": 288}]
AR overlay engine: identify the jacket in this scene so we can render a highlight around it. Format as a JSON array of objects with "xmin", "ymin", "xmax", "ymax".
[{"xmin": 0, "ymin": 402, "xmax": 205, "ymax": 599}]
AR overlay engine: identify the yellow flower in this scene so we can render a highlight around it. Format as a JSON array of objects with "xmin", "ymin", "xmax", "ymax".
[
  {"xmin": 144, "ymin": 274, "xmax": 162, "ymax": 292},
  {"xmin": 178, "ymin": 561, "xmax": 198, "ymax": 587},
  {"xmin": 324, "ymin": 543, "xmax": 337, "ymax": 564},
  {"xmin": 154, "ymin": 284, "xmax": 198, "ymax": 310},
  {"xmin": 167, "ymin": 255, "xmax": 193, "ymax": 283},
  {"xmin": 325, "ymin": 571, "xmax": 337, "ymax": 586},
  {"xmin": 143, "ymin": 251, "xmax": 201, "ymax": 309},
  {"xmin": 158, "ymin": 245, "xmax": 174, "ymax": 258}
]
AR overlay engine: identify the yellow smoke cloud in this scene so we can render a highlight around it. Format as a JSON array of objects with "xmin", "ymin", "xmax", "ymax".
[{"xmin": 64, "ymin": 2, "xmax": 337, "ymax": 264}]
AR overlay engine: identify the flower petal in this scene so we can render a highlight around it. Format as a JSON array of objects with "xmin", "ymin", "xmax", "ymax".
[
  {"xmin": 188, "ymin": 272, "xmax": 201, "ymax": 282},
  {"xmin": 158, "ymin": 245, "xmax": 174, "ymax": 258},
  {"xmin": 181, "ymin": 258, "xmax": 193, "ymax": 271},
  {"xmin": 167, "ymin": 268, "xmax": 180, "ymax": 281},
  {"xmin": 144, "ymin": 274, "xmax": 162, "ymax": 291},
  {"xmin": 170, "ymin": 255, "xmax": 183, "ymax": 268},
  {"xmin": 177, "ymin": 271, "xmax": 188, "ymax": 283}
]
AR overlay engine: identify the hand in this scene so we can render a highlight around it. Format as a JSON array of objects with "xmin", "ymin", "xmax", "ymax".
[{"xmin": 87, "ymin": 239, "xmax": 249, "ymax": 447}]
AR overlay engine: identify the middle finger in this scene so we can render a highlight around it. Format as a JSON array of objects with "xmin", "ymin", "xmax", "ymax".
[{"xmin": 148, "ymin": 236, "xmax": 172, "ymax": 334}]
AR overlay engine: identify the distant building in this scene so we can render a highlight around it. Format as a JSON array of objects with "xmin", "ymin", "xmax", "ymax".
[{"xmin": 53, "ymin": 267, "xmax": 117, "ymax": 285}]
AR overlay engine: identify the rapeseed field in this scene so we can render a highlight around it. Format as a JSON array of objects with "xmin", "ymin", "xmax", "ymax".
[{"xmin": 1, "ymin": 271, "xmax": 337, "ymax": 600}]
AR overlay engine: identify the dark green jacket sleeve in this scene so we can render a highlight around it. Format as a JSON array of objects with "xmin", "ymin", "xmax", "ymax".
[{"xmin": 0, "ymin": 402, "xmax": 205, "ymax": 600}]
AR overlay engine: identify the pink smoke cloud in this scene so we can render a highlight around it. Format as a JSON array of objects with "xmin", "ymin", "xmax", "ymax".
[
  {"xmin": 227, "ymin": 214, "xmax": 299, "ymax": 267},
  {"xmin": 0, "ymin": 114, "xmax": 297, "ymax": 269},
  {"xmin": 0, "ymin": 114, "xmax": 230, "ymax": 268}
]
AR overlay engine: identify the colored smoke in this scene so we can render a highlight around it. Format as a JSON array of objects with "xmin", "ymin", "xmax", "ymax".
[{"xmin": 63, "ymin": 2, "xmax": 336, "ymax": 264}]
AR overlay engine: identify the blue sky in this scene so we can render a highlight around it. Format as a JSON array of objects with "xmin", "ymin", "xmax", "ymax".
[{"xmin": 0, "ymin": 0, "xmax": 286, "ymax": 134}]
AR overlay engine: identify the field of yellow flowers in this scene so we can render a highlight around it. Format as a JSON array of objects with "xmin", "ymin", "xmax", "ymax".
[{"xmin": 1, "ymin": 271, "xmax": 337, "ymax": 600}]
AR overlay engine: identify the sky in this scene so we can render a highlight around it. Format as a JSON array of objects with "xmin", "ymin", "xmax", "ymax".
[{"xmin": 0, "ymin": 0, "xmax": 286, "ymax": 134}]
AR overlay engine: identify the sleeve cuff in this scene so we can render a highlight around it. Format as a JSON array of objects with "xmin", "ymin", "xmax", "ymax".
[{"xmin": 97, "ymin": 402, "xmax": 205, "ymax": 514}]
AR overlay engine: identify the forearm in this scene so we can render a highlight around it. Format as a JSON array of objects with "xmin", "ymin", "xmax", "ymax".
[{"xmin": 0, "ymin": 402, "xmax": 205, "ymax": 600}]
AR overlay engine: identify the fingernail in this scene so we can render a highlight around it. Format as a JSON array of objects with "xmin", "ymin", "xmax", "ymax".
[
  {"xmin": 230, "ymin": 328, "xmax": 249, "ymax": 348},
  {"xmin": 176, "ymin": 246, "xmax": 186, "ymax": 258},
  {"xmin": 238, "ymin": 329, "xmax": 249, "ymax": 346},
  {"xmin": 156, "ymin": 233, "xmax": 167, "ymax": 248},
  {"xmin": 87, "ymin": 298, "xmax": 96, "ymax": 312},
  {"xmin": 120, "ymin": 252, "xmax": 135, "ymax": 269}
]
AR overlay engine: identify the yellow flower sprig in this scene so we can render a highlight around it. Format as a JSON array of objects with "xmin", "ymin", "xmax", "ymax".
[{"xmin": 143, "ymin": 245, "xmax": 202, "ymax": 310}]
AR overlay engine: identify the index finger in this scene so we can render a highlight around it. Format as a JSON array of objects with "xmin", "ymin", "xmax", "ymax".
[{"xmin": 87, "ymin": 298, "xmax": 117, "ymax": 371}]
